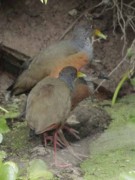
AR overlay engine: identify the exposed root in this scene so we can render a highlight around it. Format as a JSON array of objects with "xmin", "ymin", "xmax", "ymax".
[{"xmin": 101, "ymin": 0, "xmax": 135, "ymax": 54}]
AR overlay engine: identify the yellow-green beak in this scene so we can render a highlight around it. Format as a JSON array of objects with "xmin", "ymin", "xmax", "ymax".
[
  {"xmin": 94, "ymin": 29, "xmax": 107, "ymax": 40},
  {"xmin": 77, "ymin": 71, "xmax": 87, "ymax": 78}
]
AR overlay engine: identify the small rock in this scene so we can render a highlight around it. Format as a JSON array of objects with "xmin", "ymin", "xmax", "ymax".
[
  {"xmin": 31, "ymin": 145, "xmax": 51, "ymax": 157},
  {"xmin": 66, "ymin": 114, "xmax": 79, "ymax": 125},
  {"xmin": 68, "ymin": 9, "xmax": 78, "ymax": 17},
  {"xmin": 65, "ymin": 99, "xmax": 111, "ymax": 141}
]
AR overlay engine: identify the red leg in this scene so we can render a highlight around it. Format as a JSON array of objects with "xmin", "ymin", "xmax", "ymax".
[
  {"xmin": 43, "ymin": 132, "xmax": 53, "ymax": 146},
  {"xmin": 53, "ymin": 129, "xmax": 72, "ymax": 168},
  {"xmin": 43, "ymin": 124, "xmax": 83, "ymax": 166},
  {"xmin": 43, "ymin": 123, "xmax": 61, "ymax": 147}
]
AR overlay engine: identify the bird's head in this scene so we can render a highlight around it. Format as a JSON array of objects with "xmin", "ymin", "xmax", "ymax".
[
  {"xmin": 59, "ymin": 66, "xmax": 87, "ymax": 90},
  {"xmin": 72, "ymin": 24, "xmax": 107, "ymax": 61}
]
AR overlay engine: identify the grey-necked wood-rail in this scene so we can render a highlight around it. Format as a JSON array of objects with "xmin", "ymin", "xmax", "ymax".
[
  {"xmin": 7, "ymin": 24, "xmax": 95, "ymax": 96},
  {"xmin": 25, "ymin": 66, "xmax": 85, "ymax": 167}
]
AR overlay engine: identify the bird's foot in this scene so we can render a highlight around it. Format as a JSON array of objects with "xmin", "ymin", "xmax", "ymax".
[
  {"xmin": 63, "ymin": 125, "xmax": 80, "ymax": 140},
  {"xmin": 66, "ymin": 145, "xmax": 87, "ymax": 161},
  {"xmin": 58, "ymin": 129, "xmax": 87, "ymax": 161},
  {"xmin": 52, "ymin": 159, "xmax": 72, "ymax": 168}
]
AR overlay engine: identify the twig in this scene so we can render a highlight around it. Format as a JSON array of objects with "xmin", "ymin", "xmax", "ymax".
[
  {"xmin": 0, "ymin": 106, "xmax": 9, "ymax": 113},
  {"xmin": 108, "ymin": 0, "xmax": 135, "ymax": 55},
  {"xmin": 94, "ymin": 58, "xmax": 127, "ymax": 92},
  {"xmin": 94, "ymin": 39, "xmax": 135, "ymax": 92}
]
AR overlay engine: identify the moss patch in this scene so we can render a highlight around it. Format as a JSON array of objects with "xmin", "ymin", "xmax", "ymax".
[
  {"xmin": 81, "ymin": 94, "xmax": 135, "ymax": 180},
  {"xmin": 2, "ymin": 122, "xmax": 31, "ymax": 159}
]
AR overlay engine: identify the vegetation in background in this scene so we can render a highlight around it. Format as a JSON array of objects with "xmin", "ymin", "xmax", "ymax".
[{"xmin": 112, "ymin": 43, "xmax": 135, "ymax": 105}]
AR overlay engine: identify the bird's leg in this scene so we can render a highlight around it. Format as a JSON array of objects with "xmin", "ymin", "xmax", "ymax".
[
  {"xmin": 53, "ymin": 129, "xmax": 71, "ymax": 168},
  {"xmin": 58, "ymin": 128, "xmax": 88, "ymax": 160},
  {"xmin": 43, "ymin": 132, "xmax": 64, "ymax": 148},
  {"xmin": 63, "ymin": 124, "xmax": 80, "ymax": 140},
  {"xmin": 42, "ymin": 123, "xmax": 62, "ymax": 147},
  {"xmin": 58, "ymin": 129, "xmax": 84, "ymax": 161},
  {"xmin": 43, "ymin": 132, "xmax": 53, "ymax": 146}
]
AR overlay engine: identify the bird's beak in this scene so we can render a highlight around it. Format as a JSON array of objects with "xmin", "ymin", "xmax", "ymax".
[
  {"xmin": 94, "ymin": 29, "xmax": 107, "ymax": 40},
  {"xmin": 77, "ymin": 71, "xmax": 87, "ymax": 78}
]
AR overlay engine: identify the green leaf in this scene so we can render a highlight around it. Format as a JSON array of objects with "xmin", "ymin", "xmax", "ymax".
[
  {"xmin": 0, "ymin": 118, "xmax": 10, "ymax": 134},
  {"xmin": 40, "ymin": 0, "xmax": 48, "ymax": 4},
  {"xmin": 112, "ymin": 71, "xmax": 129, "ymax": 106},
  {"xmin": 0, "ymin": 161, "xmax": 18, "ymax": 180},
  {"xmin": 27, "ymin": 159, "xmax": 53, "ymax": 180}
]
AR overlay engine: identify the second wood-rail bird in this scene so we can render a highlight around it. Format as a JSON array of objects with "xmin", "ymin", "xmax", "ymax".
[
  {"xmin": 25, "ymin": 66, "xmax": 85, "ymax": 167},
  {"xmin": 7, "ymin": 24, "xmax": 94, "ymax": 96}
]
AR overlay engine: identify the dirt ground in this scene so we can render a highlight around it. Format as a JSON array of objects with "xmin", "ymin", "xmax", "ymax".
[{"xmin": 0, "ymin": 0, "xmax": 135, "ymax": 179}]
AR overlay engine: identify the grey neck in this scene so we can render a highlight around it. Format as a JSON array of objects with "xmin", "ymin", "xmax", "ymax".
[{"xmin": 72, "ymin": 37, "xmax": 93, "ymax": 60}]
